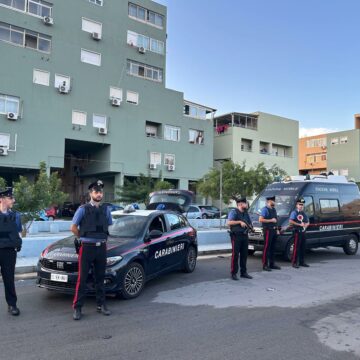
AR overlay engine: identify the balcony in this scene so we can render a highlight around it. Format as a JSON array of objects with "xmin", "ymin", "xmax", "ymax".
[{"xmin": 214, "ymin": 112, "xmax": 258, "ymax": 134}]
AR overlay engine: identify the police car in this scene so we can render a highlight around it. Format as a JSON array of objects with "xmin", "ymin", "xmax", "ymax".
[{"xmin": 37, "ymin": 208, "xmax": 197, "ymax": 299}]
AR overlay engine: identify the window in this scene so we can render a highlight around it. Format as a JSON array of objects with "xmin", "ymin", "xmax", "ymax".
[
  {"xmin": 340, "ymin": 169, "xmax": 349, "ymax": 176},
  {"xmin": 0, "ymin": 94, "xmax": 20, "ymax": 114},
  {"xmin": 0, "ymin": 0, "xmax": 52, "ymax": 16},
  {"xmin": 110, "ymin": 87, "xmax": 122, "ymax": 100},
  {"xmin": 164, "ymin": 125, "xmax": 180, "ymax": 142},
  {"xmin": 0, "ymin": 133, "xmax": 10, "ymax": 148},
  {"xmin": 72, "ymin": 111, "xmax": 87, "ymax": 126},
  {"xmin": 33, "ymin": 69, "xmax": 49, "ymax": 86},
  {"xmin": 126, "ymin": 90, "xmax": 138, "ymax": 105},
  {"xmin": 340, "ymin": 136, "xmax": 348, "ymax": 144},
  {"xmin": 27, "ymin": 0, "xmax": 52, "ymax": 17},
  {"xmin": 165, "ymin": 214, "xmax": 182, "ymax": 231},
  {"xmin": 184, "ymin": 103, "xmax": 208, "ymax": 120},
  {"xmin": 306, "ymin": 138, "xmax": 326, "ymax": 148},
  {"xmin": 0, "ymin": 0, "xmax": 26, "ymax": 11},
  {"xmin": 93, "ymin": 114, "xmax": 106, "ymax": 128},
  {"xmin": 54, "ymin": 74, "xmax": 70, "ymax": 89},
  {"xmin": 0, "ymin": 22, "xmax": 51, "ymax": 53},
  {"xmin": 127, "ymin": 30, "xmax": 164, "ymax": 55},
  {"xmin": 164, "ymin": 154, "xmax": 175, "ymax": 166},
  {"xmin": 81, "ymin": 49, "xmax": 101, "ymax": 66},
  {"xmin": 127, "ymin": 60, "xmax": 163, "ymax": 82},
  {"xmin": 331, "ymin": 138, "xmax": 339, "ymax": 145},
  {"xmin": 146, "ymin": 125, "xmax": 157, "ymax": 137},
  {"xmin": 150, "ymin": 152, "xmax": 161, "ymax": 165},
  {"xmin": 82, "ymin": 18, "xmax": 102, "ymax": 36},
  {"xmin": 128, "ymin": 3, "xmax": 164, "ymax": 29},
  {"xmin": 89, "ymin": 0, "xmax": 103, "ymax": 6},
  {"xmin": 320, "ymin": 199, "xmax": 340, "ymax": 214},
  {"xmin": 302, "ymin": 196, "xmax": 314, "ymax": 216},
  {"xmin": 189, "ymin": 129, "xmax": 204, "ymax": 144}
]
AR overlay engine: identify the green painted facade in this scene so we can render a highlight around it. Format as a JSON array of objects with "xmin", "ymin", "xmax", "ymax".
[
  {"xmin": 326, "ymin": 129, "xmax": 360, "ymax": 181},
  {"xmin": 0, "ymin": 0, "xmax": 215, "ymax": 202},
  {"xmin": 214, "ymin": 111, "xmax": 299, "ymax": 175}
]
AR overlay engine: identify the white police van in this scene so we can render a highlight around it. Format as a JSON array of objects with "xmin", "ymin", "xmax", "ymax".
[{"xmin": 248, "ymin": 175, "xmax": 360, "ymax": 260}]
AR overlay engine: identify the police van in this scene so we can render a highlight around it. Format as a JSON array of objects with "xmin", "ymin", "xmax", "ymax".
[{"xmin": 248, "ymin": 175, "xmax": 360, "ymax": 261}]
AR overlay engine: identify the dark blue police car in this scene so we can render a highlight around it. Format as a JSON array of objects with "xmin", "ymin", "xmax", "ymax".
[{"xmin": 37, "ymin": 209, "xmax": 197, "ymax": 299}]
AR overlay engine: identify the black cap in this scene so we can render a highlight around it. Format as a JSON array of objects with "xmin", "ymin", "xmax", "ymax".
[
  {"xmin": 296, "ymin": 197, "xmax": 305, "ymax": 204},
  {"xmin": 235, "ymin": 197, "xmax": 247, "ymax": 204},
  {"xmin": 0, "ymin": 187, "xmax": 13, "ymax": 198},
  {"xmin": 266, "ymin": 195, "xmax": 276, "ymax": 201},
  {"xmin": 88, "ymin": 180, "xmax": 104, "ymax": 191}
]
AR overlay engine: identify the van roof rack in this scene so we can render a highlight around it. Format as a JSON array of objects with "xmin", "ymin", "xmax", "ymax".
[{"xmin": 283, "ymin": 175, "xmax": 350, "ymax": 184}]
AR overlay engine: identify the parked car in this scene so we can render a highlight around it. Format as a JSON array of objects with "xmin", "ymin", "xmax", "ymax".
[
  {"xmin": 147, "ymin": 189, "xmax": 195, "ymax": 213},
  {"xmin": 248, "ymin": 175, "xmax": 360, "ymax": 261},
  {"xmin": 37, "ymin": 208, "xmax": 197, "ymax": 299},
  {"xmin": 60, "ymin": 202, "xmax": 81, "ymax": 218},
  {"xmin": 220, "ymin": 207, "xmax": 237, "ymax": 219},
  {"xmin": 198, "ymin": 205, "xmax": 220, "ymax": 219},
  {"xmin": 183, "ymin": 205, "xmax": 203, "ymax": 219}
]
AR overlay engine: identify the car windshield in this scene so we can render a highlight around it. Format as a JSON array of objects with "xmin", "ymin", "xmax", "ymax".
[
  {"xmin": 109, "ymin": 215, "xmax": 148, "ymax": 237},
  {"xmin": 249, "ymin": 195, "xmax": 296, "ymax": 217}
]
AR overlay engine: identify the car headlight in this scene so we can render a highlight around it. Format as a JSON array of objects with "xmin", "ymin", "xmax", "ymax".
[{"xmin": 106, "ymin": 256, "xmax": 123, "ymax": 266}]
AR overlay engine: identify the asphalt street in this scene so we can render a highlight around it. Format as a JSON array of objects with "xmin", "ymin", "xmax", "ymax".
[{"xmin": 1, "ymin": 248, "xmax": 360, "ymax": 360}]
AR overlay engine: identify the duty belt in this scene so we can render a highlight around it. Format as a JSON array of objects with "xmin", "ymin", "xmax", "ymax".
[{"xmin": 82, "ymin": 241, "xmax": 106, "ymax": 247}]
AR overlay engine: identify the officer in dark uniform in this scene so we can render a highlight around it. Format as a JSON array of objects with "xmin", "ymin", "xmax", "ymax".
[
  {"xmin": 289, "ymin": 198, "xmax": 310, "ymax": 268},
  {"xmin": 259, "ymin": 195, "xmax": 281, "ymax": 271},
  {"xmin": 71, "ymin": 180, "xmax": 113, "ymax": 320},
  {"xmin": 0, "ymin": 187, "xmax": 22, "ymax": 316},
  {"xmin": 227, "ymin": 197, "xmax": 253, "ymax": 280}
]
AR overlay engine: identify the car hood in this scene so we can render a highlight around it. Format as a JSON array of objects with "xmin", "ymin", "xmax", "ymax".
[{"xmin": 43, "ymin": 235, "xmax": 139, "ymax": 261}]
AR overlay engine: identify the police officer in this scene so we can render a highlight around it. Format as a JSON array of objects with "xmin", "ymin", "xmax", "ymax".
[
  {"xmin": 71, "ymin": 180, "xmax": 113, "ymax": 320},
  {"xmin": 259, "ymin": 196, "xmax": 281, "ymax": 271},
  {"xmin": 227, "ymin": 197, "xmax": 253, "ymax": 280},
  {"xmin": 289, "ymin": 198, "xmax": 310, "ymax": 268},
  {"xmin": 0, "ymin": 187, "xmax": 22, "ymax": 316}
]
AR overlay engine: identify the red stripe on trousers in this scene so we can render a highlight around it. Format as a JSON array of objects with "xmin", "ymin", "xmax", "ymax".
[
  {"xmin": 72, "ymin": 245, "xmax": 83, "ymax": 309},
  {"xmin": 262, "ymin": 230, "xmax": 270, "ymax": 265},
  {"xmin": 231, "ymin": 236, "xmax": 235, "ymax": 273},
  {"xmin": 292, "ymin": 233, "xmax": 298, "ymax": 264}
]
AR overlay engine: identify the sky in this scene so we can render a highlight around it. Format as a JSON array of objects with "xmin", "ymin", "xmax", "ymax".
[{"xmin": 156, "ymin": 0, "xmax": 360, "ymax": 137}]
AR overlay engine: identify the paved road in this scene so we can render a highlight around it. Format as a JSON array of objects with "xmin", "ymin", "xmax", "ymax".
[{"xmin": 1, "ymin": 248, "xmax": 360, "ymax": 360}]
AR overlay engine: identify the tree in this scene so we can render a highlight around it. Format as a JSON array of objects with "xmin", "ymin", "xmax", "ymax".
[
  {"xmin": 0, "ymin": 177, "xmax": 6, "ymax": 190},
  {"xmin": 197, "ymin": 160, "xmax": 287, "ymax": 203},
  {"xmin": 116, "ymin": 172, "xmax": 173, "ymax": 205},
  {"xmin": 13, "ymin": 162, "xmax": 68, "ymax": 234}
]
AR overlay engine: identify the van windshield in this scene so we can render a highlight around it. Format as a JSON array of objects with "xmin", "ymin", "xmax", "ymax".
[{"xmin": 249, "ymin": 195, "xmax": 296, "ymax": 217}]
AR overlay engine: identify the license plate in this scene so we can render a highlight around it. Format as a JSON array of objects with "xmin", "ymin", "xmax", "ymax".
[
  {"xmin": 248, "ymin": 245, "xmax": 255, "ymax": 250},
  {"xmin": 50, "ymin": 273, "xmax": 68, "ymax": 283}
]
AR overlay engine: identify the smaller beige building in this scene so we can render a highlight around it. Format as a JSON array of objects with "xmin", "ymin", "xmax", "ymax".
[{"xmin": 214, "ymin": 111, "xmax": 299, "ymax": 175}]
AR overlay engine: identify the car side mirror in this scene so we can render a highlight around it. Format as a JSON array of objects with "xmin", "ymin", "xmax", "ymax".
[{"xmin": 146, "ymin": 230, "xmax": 163, "ymax": 241}]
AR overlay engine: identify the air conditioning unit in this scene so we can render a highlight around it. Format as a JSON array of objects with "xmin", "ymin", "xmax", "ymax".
[
  {"xmin": 138, "ymin": 46, "xmax": 146, "ymax": 54},
  {"xmin": 111, "ymin": 97, "xmax": 122, "ymax": 107},
  {"xmin": 58, "ymin": 83, "xmax": 70, "ymax": 94},
  {"xmin": 0, "ymin": 147, "xmax": 8, "ymax": 156},
  {"xmin": 98, "ymin": 127, "xmax": 108, "ymax": 135},
  {"xmin": 7, "ymin": 112, "xmax": 18, "ymax": 121},
  {"xmin": 92, "ymin": 32, "xmax": 101, "ymax": 40},
  {"xmin": 149, "ymin": 163, "xmax": 157, "ymax": 170},
  {"xmin": 167, "ymin": 164, "xmax": 175, "ymax": 171},
  {"xmin": 43, "ymin": 16, "xmax": 54, "ymax": 25}
]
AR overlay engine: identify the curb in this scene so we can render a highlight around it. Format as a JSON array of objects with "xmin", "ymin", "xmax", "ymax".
[{"xmin": 7, "ymin": 249, "xmax": 233, "ymax": 281}]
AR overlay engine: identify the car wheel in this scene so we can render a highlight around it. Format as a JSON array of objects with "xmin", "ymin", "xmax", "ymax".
[
  {"xmin": 120, "ymin": 262, "xmax": 145, "ymax": 299},
  {"xmin": 183, "ymin": 245, "xmax": 197, "ymax": 273},
  {"xmin": 283, "ymin": 237, "xmax": 294, "ymax": 262},
  {"xmin": 48, "ymin": 216, "xmax": 55, "ymax": 221},
  {"xmin": 248, "ymin": 249, "xmax": 256, "ymax": 256},
  {"xmin": 343, "ymin": 234, "xmax": 359, "ymax": 255},
  {"xmin": 201, "ymin": 214, "xmax": 208, "ymax": 219}
]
